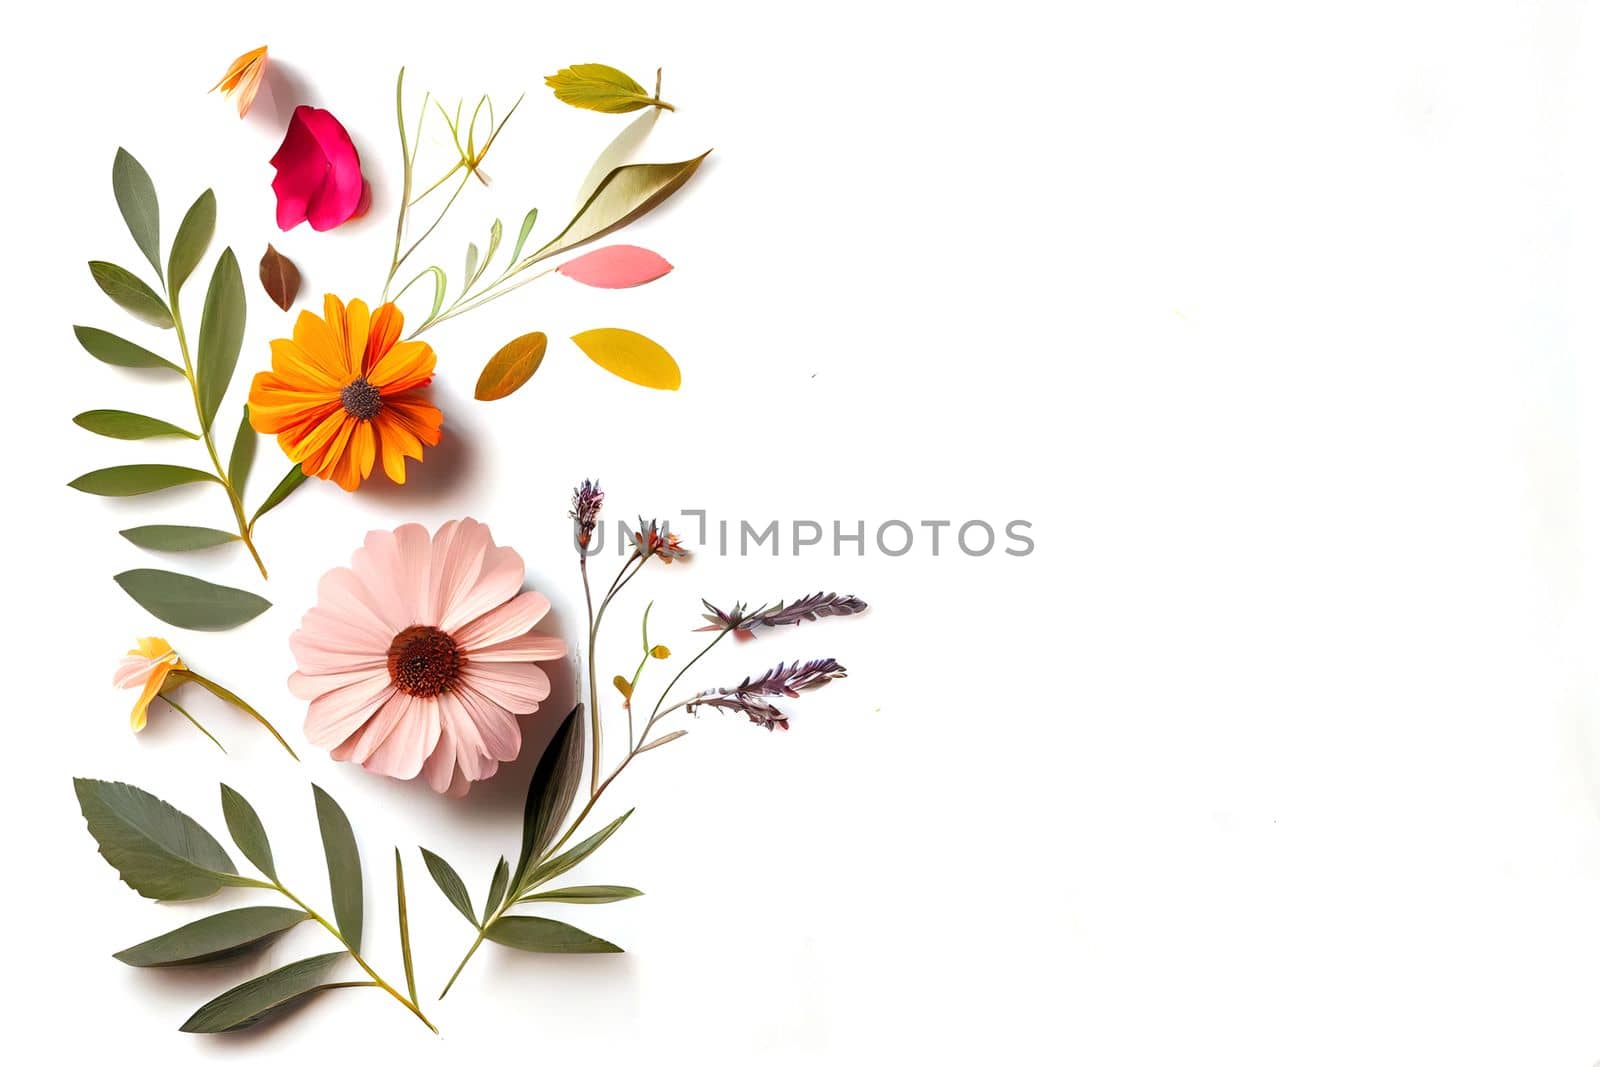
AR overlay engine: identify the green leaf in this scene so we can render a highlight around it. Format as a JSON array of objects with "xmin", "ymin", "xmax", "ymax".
[
  {"xmin": 168, "ymin": 189, "xmax": 216, "ymax": 295},
  {"xmin": 179, "ymin": 952, "xmax": 345, "ymax": 1033},
  {"xmin": 544, "ymin": 63, "xmax": 669, "ymax": 114},
  {"xmin": 119, "ymin": 524, "xmax": 239, "ymax": 551},
  {"xmin": 313, "ymin": 784, "xmax": 363, "ymax": 950},
  {"xmin": 174, "ymin": 670, "xmax": 299, "ymax": 759},
  {"xmin": 72, "ymin": 778, "xmax": 244, "ymax": 901},
  {"xmin": 250, "ymin": 465, "xmax": 308, "ymax": 527},
  {"xmin": 525, "ymin": 809, "xmax": 633, "ymax": 892},
  {"xmin": 228, "ymin": 404, "xmax": 256, "ymax": 494},
  {"xmin": 72, "ymin": 409, "xmax": 196, "ymax": 440},
  {"xmin": 89, "ymin": 261, "xmax": 172, "ymax": 328},
  {"xmin": 530, "ymin": 153, "xmax": 710, "ymax": 266},
  {"xmin": 112, "ymin": 148, "xmax": 162, "ymax": 278},
  {"xmin": 115, "ymin": 906, "xmax": 307, "ymax": 967},
  {"xmin": 197, "ymin": 248, "xmax": 246, "ymax": 431},
  {"xmin": 484, "ymin": 915, "xmax": 622, "ymax": 954},
  {"xmin": 113, "ymin": 569, "xmax": 270, "ymax": 631},
  {"xmin": 463, "ymin": 242, "xmax": 479, "ymax": 286},
  {"xmin": 483, "ymin": 857, "xmax": 510, "ymax": 923},
  {"xmin": 519, "ymin": 885, "xmax": 642, "ymax": 904},
  {"xmin": 513, "ymin": 705, "xmax": 586, "ymax": 894},
  {"xmin": 73, "ymin": 325, "xmax": 181, "ymax": 372},
  {"xmin": 420, "ymin": 848, "xmax": 476, "ymax": 927},
  {"xmin": 395, "ymin": 849, "xmax": 418, "ymax": 1003},
  {"xmin": 510, "ymin": 207, "xmax": 539, "ymax": 262},
  {"xmin": 68, "ymin": 464, "xmax": 216, "ymax": 496},
  {"xmin": 475, "ymin": 331, "xmax": 547, "ymax": 401},
  {"xmin": 220, "ymin": 784, "xmax": 276, "ymax": 879}
]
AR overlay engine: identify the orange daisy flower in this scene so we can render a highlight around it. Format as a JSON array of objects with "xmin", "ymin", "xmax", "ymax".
[
  {"xmin": 212, "ymin": 46, "xmax": 268, "ymax": 118},
  {"xmin": 249, "ymin": 295, "xmax": 443, "ymax": 491}
]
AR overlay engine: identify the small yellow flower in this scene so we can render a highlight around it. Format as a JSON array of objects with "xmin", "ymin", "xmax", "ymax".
[{"xmin": 113, "ymin": 638, "xmax": 185, "ymax": 731}]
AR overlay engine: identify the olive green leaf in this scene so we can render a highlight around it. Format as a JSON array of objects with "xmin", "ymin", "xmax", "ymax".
[
  {"xmin": 518, "ymin": 885, "xmax": 642, "ymax": 904},
  {"xmin": 313, "ymin": 784, "xmax": 363, "ymax": 950},
  {"xmin": 197, "ymin": 248, "xmax": 246, "ymax": 431},
  {"xmin": 513, "ymin": 705, "xmax": 585, "ymax": 893},
  {"xmin": 112, "ymin": 148, "xmax": 162, "ymax": 278},
  {"xmin": 113, "ymin": 569, "xmax": 270, "ymax": 631},
  {"xmin": 168, "ymin": 189, "xmax": 216, "ymax": 295},
  {"xmin": 73, "ymin": 325, "xmax": 182, "ymax": 373},
  {"xmin": 114, "ymin": 906, "xmax": 308, "ymax": 967},
  {"xmin": 228, "ymin": 405, "xmax": 256, "ymax": 494},
  {"xmin": 483, "ymin": 857, "xmax": 510, "ymax": 923},
  {"xmin": 420, "ymin": 848, "xmax": 477, "ymax": 927},
  {"xmin": 529, "ymin": 153, "xmax": 710, "ymax": 266},
  {"xmin": 395, "ymin": 849, "xmax": 418, "ymax": 1003},
  {"xmin": 545, "ymin": 64, "xmax": 673, "ymax": 114},
  {"xmin": 250, "ymin": 465, "xmax": 308, "ymax": 528},
  {"xmin": 524, "ymin": 809, "xmax": 634, "ymax": 893},
  {"xmin": 89, "ymin": 261, "xmax": 173, "ymax": 328},
  {"xmin": 171, "ymin": 670, "xmax": 299, "ymax": 759},
  {"xmin": 69, "ymin": 464, "xmax": 217, "ymax": 496},
  {"xmin": 179, "ymin": 952, "xmax": 346, "ymax": 1033},
  {"xmin": 220, "ymin": 784, "xmax": 276, "ymax": 879},
  {"xmin": 475, "ymin": 332, "xmax": 547, "ymax": 401},
  {"xmin": 72, "ymin": 778, "xmax": 247, "ymax": 901},
  {"xmin": 72, "ymin": 410, "xmax": 196, "ymax": 440},
  {"xmin": 484, "ymin": 915, "xmax": 622, "ymax": 954},
  {"xmin": 119, "ymin": 525, "xmax": 239, "ymax": 551}
]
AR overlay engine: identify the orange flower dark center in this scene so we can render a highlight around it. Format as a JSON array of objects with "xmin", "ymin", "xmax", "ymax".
[
  {"xmin": 341, "ymin": 377, "xmax": 383, "ymax": 420},
  {"xmin": 386, "ymin": 625, "xmax": 462, "ymax": 696}
]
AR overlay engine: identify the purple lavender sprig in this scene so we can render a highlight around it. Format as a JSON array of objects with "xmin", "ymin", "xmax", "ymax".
[
  {"xmin": 697, "ymin": 593, "xmax": 867, "ymax": 639},
  {"xmin": 570, "ymin": 479, "xmax": 604, "ymax": 549},
  {"xmin": 686, "ymin": 658, "xmax": 848, "ymax": 731}
]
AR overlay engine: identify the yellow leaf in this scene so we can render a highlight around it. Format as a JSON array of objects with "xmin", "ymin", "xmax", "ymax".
[
  {"xmin": 571, "ymin": 328, "xmax": 681, "ymax": 390},
  {"xmin": 475, "ymin": 332, "xmax": 548, "ymax": 401},
  {"xmin": 613, "ymin": 675, "xmax": 633, "ymax": 699},
  {"xmin": 649, "ymin": 645, "xmax": 671, "ymax": 659},
  {"xmin": 545, "ymin": 64, "xmax": 673, "ymax": 114}
]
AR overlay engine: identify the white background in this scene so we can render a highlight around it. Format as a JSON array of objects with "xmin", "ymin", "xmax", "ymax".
[{"xmin": 1, "ymin": 1, "xmax": 1598, "ymax": 1063}]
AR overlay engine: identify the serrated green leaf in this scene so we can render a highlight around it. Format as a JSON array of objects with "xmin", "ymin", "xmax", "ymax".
[
  {"xmin": 72, "ymin": 778, "xmax": 244, "ymax": 901},
  {"xmin": 114, "ymin": 906, "xmax": 308, "ymax": 967},
  {"xmin": 313, "ymin": 784, "xmax": 363, "ymax": 950},
  {"xmin": 113, "ymin": 569, "xmax": 270, "ymax": 631},
  {"xmin": 68, "ymin": 464, "xmax": 216, "ymax": 496},
  {"xmin": 420, "ymin": 848, "xmax": 476, "ymax": 927},
  {"xmin": 250, "ymin": 465, "xmax": 308, "ymax": 527},
  {"xmin": 73, "ymin": 325, "xmax": 182, "ymax": 372},
  {"xmin": 525, "ymin": 809, "xmax": 633, "ymax": 893},
  {"xmin": 197, "ymin": 248, "xmax": 245, "ymax": 431},
  {"xmin": 395, "ymin": 849, "xmax": 418, "ymax": 1003},
  {"xmin": 112, "ymin": 148, "xmax": 161, "ymax": 278},
  {"xmin": 544, "ymin": 63, "xmax": 666, "ymax": 114},
  {"xmin": 228, "ymin": 404, "xmax": 255, "ymax": 494},
  {"xmin": 119, "ymin": 525, "xmax": 239, "ymax": 551},
  {"xmin": 179, "ymin": 952, "xmax": 345, "ymax": 1033},
  {"xmin": 530, "ymin": 153, "xmax": 710, "ymax": 267},
  {"xmin": 519, "ymin": 885, "xmax": 643, "ymax": 904},
  {"xmin": 220, "ymin": 784, "xmax": 275, "ymax": 879},
  {"xmin": 72, "ymin": 409, "xmax": 196, "ymax": 440},
  {"xmin": 90, "ymin": 261, "xmax": 172, "ymax": 328},
  {"xmin": 168, "ymin": 189, "xmax": 216, "ymax": 295},
  {"xmin": 483, "ymin": 857, "xmax": 510, "ymax": 923},
  {"xmin": 513, "ymin": 705, "xmax": 585, "ymax": 894},
  {"xmin": 484, "ymin": 915, "xmax": 622, "ymax": 953}
]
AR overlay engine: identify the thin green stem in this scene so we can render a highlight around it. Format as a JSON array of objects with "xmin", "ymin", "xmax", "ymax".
[
  {"xmin": 439, "ymin": 929, "xmax": 487, "ymax": 999},
  {"xmin": 157, "ymin": 694, "xmax": 226, "ymax": 753}
]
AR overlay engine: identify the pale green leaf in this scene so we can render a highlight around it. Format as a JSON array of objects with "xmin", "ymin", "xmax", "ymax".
[
  {"xmin": 544, "ymin": 63, "xmax": 667, "ymax": 114},
  {"xmin": 113, "ymin": 569, "xmax": 270, "ymax": 631},
  {"xmin": 530, "ymin": 153, "xmax": 709, "ymax": 266},
  {"xmin": 112, "ymin": 148, "xmax": 162, "ymax": 278}
]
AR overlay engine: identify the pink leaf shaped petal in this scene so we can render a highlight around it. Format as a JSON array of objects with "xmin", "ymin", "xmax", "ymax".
[
  {"xmin": 557, "ymin": 245, "xmax": 673, "ymax": 289},
  {"xmin": 270, "ymin": 106, "xmax": 365, "ymax": 232}
]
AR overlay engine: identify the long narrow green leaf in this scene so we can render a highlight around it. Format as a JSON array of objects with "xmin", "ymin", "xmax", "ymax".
[
  {"xmin": 69, "ymin": 464, "xmax": 215, "ymax": 496},
  {"xmin": 519, "ymin": 885, "xmax": 642, "ymax": 904},
  {"xmin": 228, "ymin": 404, "xmax": 256, "ymax": 493},
  {"xmin": 168, "ymin": 189, "xmax": 216, "ymax": 295},
  {"xmin": 525, "ymin": 809, "xmax": 633, "ymax": 892},
  {"xmin": 72, "ymin": 778, "xmax": 246, "ymax": 900},
  {"xmin": 220, "ymin": 784, "xmax": 276, "ymax": 879},
  {"xmin": 483, "ymin": 856, "xmax": 510, "ymax": 923},
  {"xmin": 529, "ymin": 153, "xmax": 710, "ymax": 266},
  {"xmin": 420, "ymin": 848, "xmax": 477, "ymax": 927},
  {"xmin": 72, "ymin": 409, "xmax": 196, "ymax": 440},
  {"xmin": 175, "ymin": 670, "xmax": 297, "ymax": 757},
  {"xmin": 73, "ymin": 325, "xmax": 181, "ymax": 372},
  {"xmin": 484, "ymin": 915, "xmax": 622, "ymax": 954},
  {"xmin": 513, "ymin": 704, "xmax": 585, "ymax": 894},
  {"xmin": 113, "ymin": 570, "xmax": 269, "ymax": 631},
  {"xmin": 179, "ymin": 952, "xmax": 346, "ymax": 1032},
  {"xmin": 313, "ymin": 785, "xmax": 363, "ymax": 950},
  {"xmin": 89, "ymin": 261, "xmax": 172, "ymax": 328},
  {"xmin": 115, "ymin": 907, "xmax": 307, "ymax": 967},
  {"xmin": 119, "ymin": 525, "xmax": 239, "ymax": 551},
  {"xmin": 395, "ymin": 849, "xmax": 417, "ymax": 1003},
  {"xmin": 112, "ymin": 148, "xmax": 161, "ymax": 279},
  {"xmin": 197, "ymin": 248, "xmax": 245, "ymax": 431},
  {"xmin": 250, "ymin": 465, "xmax": 308, "ymax": 527}
]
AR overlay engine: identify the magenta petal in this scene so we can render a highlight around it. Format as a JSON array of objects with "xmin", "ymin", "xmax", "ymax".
[
  {"xmin": 270, "ymin": 106, "xmax": 364, "ymax": 233},
  {"xmin": 557, "ymin": 245, "xmax": 674, "ymax": 288}
]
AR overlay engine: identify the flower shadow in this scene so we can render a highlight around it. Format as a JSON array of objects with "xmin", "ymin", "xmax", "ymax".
[
  {"xmin": 359, "ymin": 409, "xmax": 479, "ymax": 508},
  {"xmin": 254, "ymin": 59, "xmax": 312, "ymax": 132}
]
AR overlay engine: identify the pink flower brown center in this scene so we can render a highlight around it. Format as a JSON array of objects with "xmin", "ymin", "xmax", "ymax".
[{"xmin": 386, "ymin": 625, "xmax": 462, "ymax": 696}]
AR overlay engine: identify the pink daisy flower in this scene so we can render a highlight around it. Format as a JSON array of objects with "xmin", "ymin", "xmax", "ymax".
[{"xmin": 289, "ymin": 518, "xmax": 566, "ymax": 796}]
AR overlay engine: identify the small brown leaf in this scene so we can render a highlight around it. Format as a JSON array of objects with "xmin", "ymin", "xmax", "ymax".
[
  {"xmin": 476, "ymin": 332, "xmax": 548, "ymax": 401},
  {"xmin": 258, "ymin": 244, "xmax": 301, "ymax": 311}
]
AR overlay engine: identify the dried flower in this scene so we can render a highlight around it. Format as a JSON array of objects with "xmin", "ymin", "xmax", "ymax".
[
  {"xmin": 696, "ymin": 593, "xmax": 867, "ymax": 640},
  {"xmin": 687, "ymin": 658, "xmax": 848, "ymax": 731},
  {"xmin": 695, "ymin": 599, "xmax": 763, "ymax": 641},
  {"xmin": 632, "ymin": 518, "xmax": 688, "ymax": 563},
  {"xmin": 570, "ymin": 479, "xmax": 604, "ymax": 548},
  {"xmin": 212, "ymin": 46, "xmax": 268, "ymax": 118},
  {"xmin": 113, "ymin": 638, "xmax": 185, "ymax": 731}
]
